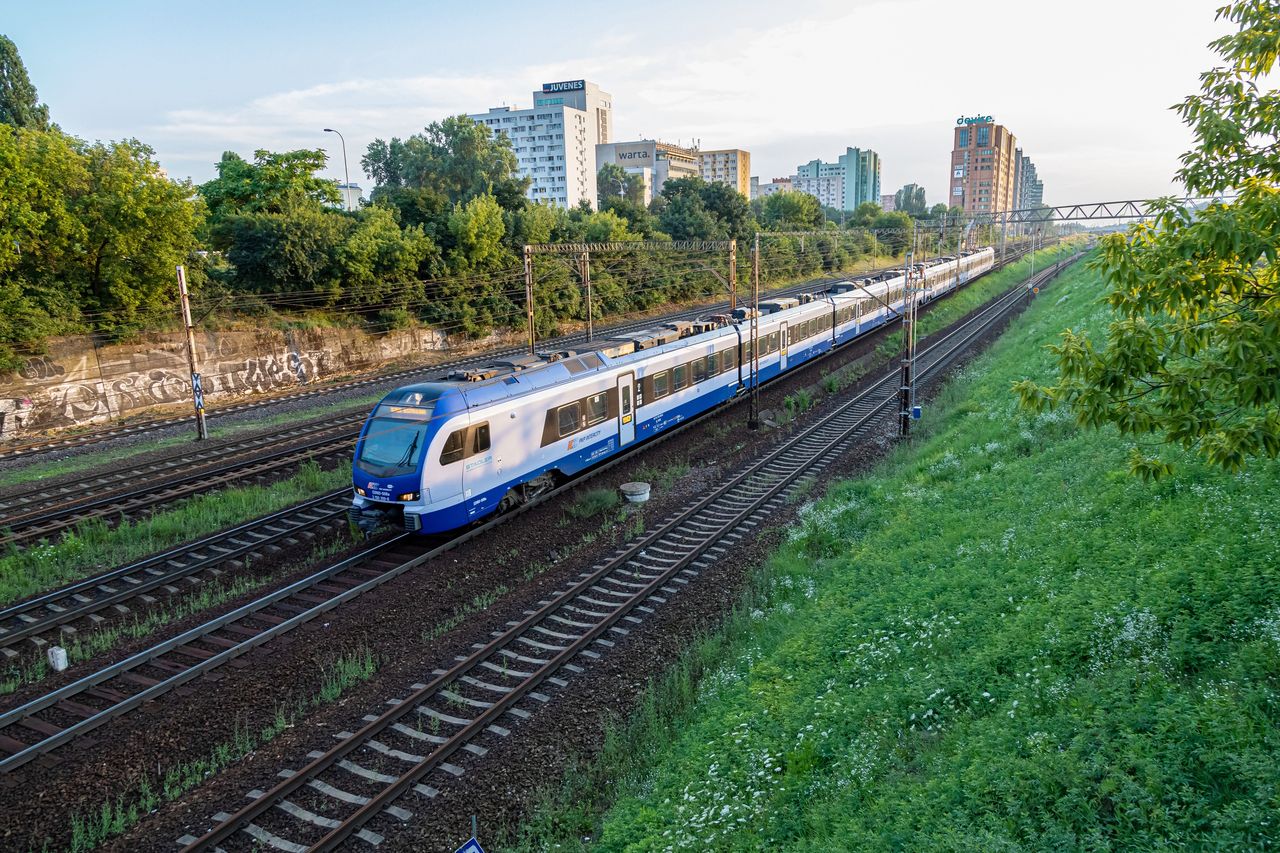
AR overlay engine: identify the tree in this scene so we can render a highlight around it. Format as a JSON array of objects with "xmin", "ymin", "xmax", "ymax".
[
  {"xmin": 363, "ymin": 116, "xmax": 529, "ymax": 213},
  {"xmin": 0, "ymin": 128, "xmax": 204, "ymax": 337},
  {"xmin": 658, "ymin": 191, "xmax": 722, "ymax": 240},
  {"xmin": 597, "ymin": 163, "xmax": 645, "ymax": 207},
  {"xmin": 335, "ymin": 206, "xmax": 437, "ymax": 313},
  {"xmin": 199, "ymin": 149, "xmax": 339, "ymax": 223},
  {"xmin": 74, "ymin": 139, "xmax": 206, "ymax": 330},
  {"xmin": 698, "ymin": 181, "xmax": 755, "ymax": 242},
  {"xmin": 1016, "ymin": 0, "xmax": 1280, "ymax": 476},
  {"xmin": 870, "ymin": 211, "xmax": 914, "ymax": 254},
  {"xmin": 222, "ymin": 200, "xmax": 350, "ymax": 300},
  {"xmin": 760, "ymin": 190, "xmax": 823, "ymax": 231},
  {"xmin": 0, "ymin": 35, "xmax": 49, "ymax": 130},
  {"xmin": 849, "ymin": 201, "xmax": 882, "ymax": 229},
  {"xmin": 894, "ymin": 183, "xmax": 927, "ymax": 216},
  {"xmin": 655, "ymin": 177, "xmax": 756, "ymax": 241}
]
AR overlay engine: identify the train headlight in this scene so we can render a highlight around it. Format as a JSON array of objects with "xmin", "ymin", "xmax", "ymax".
[
  {"xmin": 355, "ymin": 486, "xmax": 367, "ymax": 496},
  {"xmin": 398, "ymin": 492, "xmax": 420, "ymax": 502}
]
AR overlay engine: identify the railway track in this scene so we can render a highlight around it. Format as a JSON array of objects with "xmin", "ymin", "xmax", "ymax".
[
  {"xmin": 0, "ymin": 417, "xmax": 362, "ymax": 550},
  {"xmin": 0, "ymin": 490, "xmax": 352, "ymax": 661},
  {"xmin": 0, "ymin": 247, "xmax": 1046, "ymax": 552},
  {"xmin": 0, "ymin": 252, "xmax": 1029, "ymax": 464},
  {"xmin": 174, "ymin": 256, "xmax": 1078, "ymax": 852},
  {"xmin": 0, "ymin": 246, "xmax": 1050, "ymax": 661},
  {"xmin": 0, "ymin": 252, "xmax": 1071, "ymax": 780}
]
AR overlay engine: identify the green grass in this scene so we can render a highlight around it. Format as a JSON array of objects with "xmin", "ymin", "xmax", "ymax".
[
  {"xmin": 513, "ymin": 254, "xmax": 1280, "ymax": 851},
  {"xmin": 567, "ymin": 487, "xmax": 622, "ymax": 520},
  {"xmin": 632, "ymin": 461, "xmax": 691, "ymax": 493},
  {"xmin": 63, "ymin": 644, "xmax": 381, "ymax": 853},
  {"xmin": 0, "ymin": 460, "xmax": 351, "ymax": 607}
]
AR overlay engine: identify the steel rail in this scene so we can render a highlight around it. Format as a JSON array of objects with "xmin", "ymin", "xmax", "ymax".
[
  {"xmin": 0, "ymin": 491, "xmax": 352, "ymax": 657},
  {"xmin": 0, "ymin": 428, "xmax": 358, "ymax": 549},
  {"xmin": 183, "ymin": 254, "xmax": 1079, "ymax": 852},
  {"xmin": 0, "ymin": 413, "xmax": 364, "ymax": 520}
]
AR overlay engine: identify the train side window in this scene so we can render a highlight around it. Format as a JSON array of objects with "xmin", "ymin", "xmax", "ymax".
[
  {"xmin": 723, "ymin": 348, "xmax": 736, "ymax": 370},
  {"xmin": 586, "ymin": 392, "xmax": 608, "ymax": 425},
  {"xmin": 673, "ymin": 364, "xmax": 688, "ymax": 390},
  {"xmin": 557, "ymin": 403, "xmax": 580, "ymax": 437},
  {"xmin": 440, "ymin": 428, "xmax": 467, "ymax": 465},
  {"xmin": 653, "ymin": 371, "xmax": 670, "ymax": 398},
  {"xmin": 708, "ymin": 352, "xmax": 719, "ymax": 374},
  {"xmin": 471, "ymin": 422, "xmax": 490, "ymax": 454},
  {"xmin": 692, "ymin": 358, "xmax": 707, "ymax": 383}
]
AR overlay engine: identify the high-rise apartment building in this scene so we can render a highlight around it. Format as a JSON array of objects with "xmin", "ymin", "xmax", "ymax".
[
  {"xmin": 468, "ymin": 79, "xmax": 612, "ymax": 208},
  {"xmin": 1013, "ymin": 149, "xmax": 1044, "ymax": 210},
  {"xmin": 697, "ymin": 149, "xmax": 751, "ymax": 198},
  {"xmin": 792, "ymin": 147, "xmax": 881, "ymax": 211},
  {"xmin": 949, "ymin": 117, "xmax": 1017, "ymax": 214}
]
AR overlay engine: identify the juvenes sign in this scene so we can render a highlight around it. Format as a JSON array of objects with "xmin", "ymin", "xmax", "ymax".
[{"xmin": 542, "ymin": 79, "xmax": 585, "ymax": 94}]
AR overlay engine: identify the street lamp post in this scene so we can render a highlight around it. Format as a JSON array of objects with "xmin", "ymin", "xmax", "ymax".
[{"xmin": 323, "ymin": 128, "xmax": 351, "ymax": 211}]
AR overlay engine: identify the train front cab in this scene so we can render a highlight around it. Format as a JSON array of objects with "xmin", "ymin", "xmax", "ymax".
[{"xmin": 350, "ymin": 384, "xmax": 456, "ymax": 534}]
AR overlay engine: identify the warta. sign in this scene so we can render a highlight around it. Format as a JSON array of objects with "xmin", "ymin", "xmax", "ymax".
[
  {"xmin": 542, "ymin": 80, "xmax": 586, "ymax": 94},
  {"xmin": 956, "ymin": 115, "xmax": 994, "ymax": 126}
]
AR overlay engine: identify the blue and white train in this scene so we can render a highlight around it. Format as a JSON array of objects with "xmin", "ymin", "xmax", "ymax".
[{"xmin": 350, "ymin": 247, "xmax": 996, "ymax": 534}]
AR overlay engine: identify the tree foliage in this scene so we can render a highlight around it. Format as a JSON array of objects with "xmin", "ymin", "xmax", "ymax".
[
  {"xmin": 597, "ymin": 163, "xmax": 645, "ymax": 207},
  {"xmin": 364, "ymin": 116, "xmax": 529, "ymax": 216},
  {"xmin": 0, "ymin": 124, "xmax": 204, "ymax": 364},
  {"xmin": 760, "ymin": 190, "xmax": 823, "ymax": 231},
  {"xmin": 1016, "ymin": 0, "xmax": 1280, "ymax": 475},
  {"xmin": 895, "ymin": 183, "xmax": 927, "ymax": 216},
  {"xmin": 199, "ymin": 149, "xmax": 339, "ymax": 222},
  {"xmin": 0, "ymin": 35, "xmax": 49, "ymax": 130}
]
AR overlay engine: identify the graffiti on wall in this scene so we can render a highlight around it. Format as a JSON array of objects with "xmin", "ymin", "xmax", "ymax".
[{"xmin": 1, "ymin": 325, "xmax": 448, "ymax": 437}]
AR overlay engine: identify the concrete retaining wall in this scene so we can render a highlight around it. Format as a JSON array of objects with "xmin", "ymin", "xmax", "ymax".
[{"xmin": 0, "ymin": 323, "xmax": 453, "ymax": 439}]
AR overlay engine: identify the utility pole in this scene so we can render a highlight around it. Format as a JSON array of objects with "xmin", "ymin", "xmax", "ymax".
[
  {"xmin": 176, "ymin": 265, "xmax": 208, "ymax": 440},
  {"xmin": 728, "ymin": 239, "xmax": 737, "ymax": 311},
  {"xmin": 749, "ymin": 232, "xmax": 761, "ymax": 429},
  {"xmin": 898, "ymin": 223, "xmax": 918, "ymax": 439},
  {"xmin": 579, "ymin": 249, "xmax": 593, "ymax": 341},
  {"xmin": 999, "ymin": 211, "xmax": 1008, "ymax": 265},
  {"xmin": 523, "ymin": 245, "xmax": 536, "ymax": 355}
]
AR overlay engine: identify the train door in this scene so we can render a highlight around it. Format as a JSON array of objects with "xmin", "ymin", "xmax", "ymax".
[
  {"xmin": 617, "ymin": 373, "xmax": 635, "ymax": 446},
  {"xmin": 779, "ymin": 322, "xmax": 789, "ymax": 371}
]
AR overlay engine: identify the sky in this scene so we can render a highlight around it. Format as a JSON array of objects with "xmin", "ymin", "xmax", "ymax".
[{"xmin": 5, "ymin": 0, "xmax": 1229, "ymax": 208}]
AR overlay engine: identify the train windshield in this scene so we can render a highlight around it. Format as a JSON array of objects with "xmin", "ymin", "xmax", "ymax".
[{"xmin": 357, "ymin": 404, "xmax": 435, "ymax": 477}]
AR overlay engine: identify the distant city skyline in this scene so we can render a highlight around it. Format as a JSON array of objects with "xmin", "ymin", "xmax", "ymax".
[{"xmin": 5, "ymin": 0, "xmax": 1224, "ymax": 208}]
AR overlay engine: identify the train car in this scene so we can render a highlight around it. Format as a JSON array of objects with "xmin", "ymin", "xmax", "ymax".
[{"xmin": 350, "ymin": 247, "xmax": 995, "ymax": 534}]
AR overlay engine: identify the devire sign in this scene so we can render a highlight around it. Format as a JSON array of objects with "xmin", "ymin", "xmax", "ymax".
[
  {"xmin": 542, "ymin": 80, "xmax": 586, "ymax": 94},
  {"xmin": 956, "ymin": 115, "xmax": 994, "ymax": 125}
]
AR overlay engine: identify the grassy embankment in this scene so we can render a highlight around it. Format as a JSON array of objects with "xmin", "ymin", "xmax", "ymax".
[{"xmin": 514, "ymin": 256, "xmax": 1280, "ymax": 850}]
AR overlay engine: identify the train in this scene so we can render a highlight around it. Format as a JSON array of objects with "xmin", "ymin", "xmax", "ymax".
[{"xmin": 349, "ymin": 247, "xmax": 996, "ymax": 535}]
